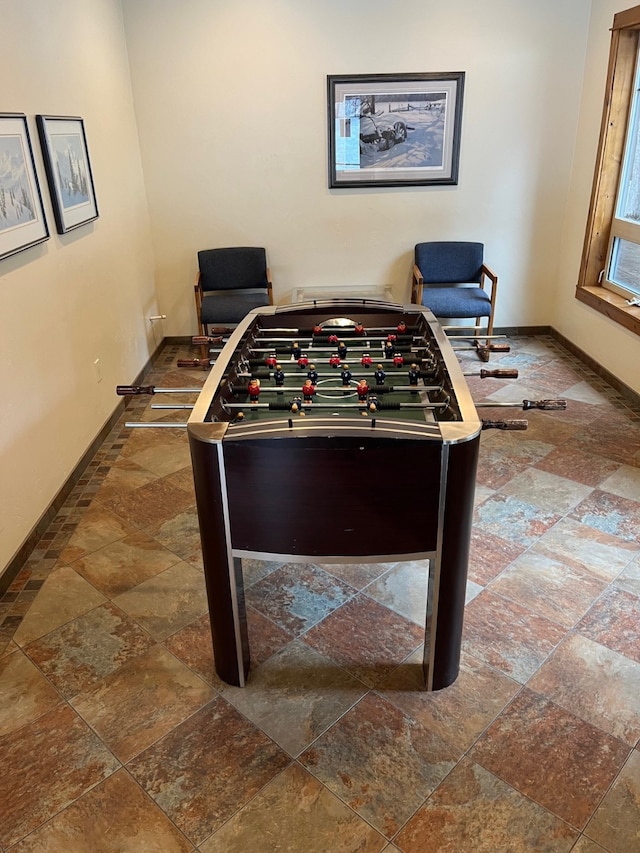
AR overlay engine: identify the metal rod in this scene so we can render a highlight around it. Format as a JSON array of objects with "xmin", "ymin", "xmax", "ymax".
[
  {"xmin": 443, "ymin": 332, "xmax": 507, "ymax": 339},
  {"xmin": 223, "ymin": 401, "xmax": 447, "ymax": 410},
  {"xmin": 151, "ymin": 404, "xmax": 195, "ymax": 409}
]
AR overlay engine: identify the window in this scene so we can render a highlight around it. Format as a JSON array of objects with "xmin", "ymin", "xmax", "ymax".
[{"xmin": 577, "ymin": 5, "xmax": 640, "ymax": 335}]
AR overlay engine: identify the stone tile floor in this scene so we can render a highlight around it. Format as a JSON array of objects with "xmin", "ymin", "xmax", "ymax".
[{"xmin": 1, "ymin": 336, "xmax": 639, "ymax": 852}]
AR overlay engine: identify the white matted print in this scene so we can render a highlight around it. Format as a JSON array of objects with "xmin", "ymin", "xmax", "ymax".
[
  {"xmin": 0, "ymin": 113, "xmax": 49, "ymax": 260},
  {"xmin": 37, "ymin": 115, "xmax": 98, "ymax": 233}
]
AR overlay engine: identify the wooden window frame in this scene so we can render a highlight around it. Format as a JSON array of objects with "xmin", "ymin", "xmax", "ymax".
[{"xmin": 576, "ymin": 5, "xmax": 640, "ymax": 336}]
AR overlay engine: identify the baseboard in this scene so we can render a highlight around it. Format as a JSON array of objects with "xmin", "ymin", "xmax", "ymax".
[
  {"xmin": 0, "ymin": 344, "xmax": 162, "ymax": 596},
  {"xmin": 550, "ymin": 327, "xmax": 640, "ymax": 409}
]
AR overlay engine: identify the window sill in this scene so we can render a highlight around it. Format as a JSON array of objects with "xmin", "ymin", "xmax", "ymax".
[{"xmin": 575, "ymin": 285, "xmax": 640, "ymax": 336}]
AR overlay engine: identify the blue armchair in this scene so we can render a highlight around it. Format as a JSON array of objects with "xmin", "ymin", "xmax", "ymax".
[
  {"xmin": 194, "ymin": 247, "xmax": 273, "ymax": 335},
  {"xmin": 411, "ymin": 241, "xmax": 498, "ymax": 357}
]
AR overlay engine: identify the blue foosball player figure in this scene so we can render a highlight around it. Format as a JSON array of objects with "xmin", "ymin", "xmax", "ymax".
[
  {"xmin": 341, "ymin": 365, "xmax": 352, "ymax": 387},
  {"xmin": 408, "ymin": 363, "xmax": 421, "ymax": 385},
  {"xmin": 274, "ymin": 365, "xmax": 286, "ymax": 386}
]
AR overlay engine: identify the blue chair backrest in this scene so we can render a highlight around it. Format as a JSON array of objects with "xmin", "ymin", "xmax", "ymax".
[
  {"xmin": 415, "ymin": 242, "xmax": 484, "ymax": 284},
  {"xmin": 198, "ymin": 247, "xmax": 268, "ymax": 292}
]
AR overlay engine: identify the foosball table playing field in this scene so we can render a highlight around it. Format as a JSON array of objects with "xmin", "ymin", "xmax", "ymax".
[{"xmin": 117, "ymin": 299, "xmax": 566, "ymax": 690}]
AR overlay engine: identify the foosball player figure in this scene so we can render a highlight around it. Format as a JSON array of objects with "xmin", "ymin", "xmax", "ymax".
[
  {"xmin": 297, "ymin": 352, "xmax": 309, "ymax": 369},
  {"xmin": 290, "ymin": 396, "xmax": 303, "ymax": 413},
  {"xmin": 374, "ymin": 364, "xmax": 386, "ymax": 385},
  {"xmin": 384, "ymin": 340, "xmax": 395, "ymax": 360},
  {"xmin": 408, "ymin": 363, "xmax": 421, "ymax": 385},
  {"xmin": 387, "ymin": 333, "xmax": 397, "ymax": 343},
  {"xmin": 307, "ymin": 364, "xmax": 319, "ymax": 384},
  {"xmin": 341, "ymin": 365, "xmax": 352, "ymax": 387},
  {"xmin": 354, "ymin": 323, "xmax": 365, "ymax": 335},
  {"xmin": 360, "ymin": 351, "xmax": 373, "ymax": 368},
  {"xmin": 338, "ymin": 341, "xmax": 348, "ymax": 359},
  {"xmin": 397, "ymin": 321, "xmax": 407, "ymax": 334},
  {"xmin": 248, "ymin": 378, "xmax": 261, "ymax": 402},
  {"xmin": 329, "ymin": 353, "xmax": 341, "ymax": 368},
  {"xmin": 368, "ymin": 395, "xmax": 379, "ymax": 413},
  {"xmin": 356, "ymin": 379, "xmax": 369, "ymax": 401},
  {"xmin": 291, "ymin": 341, "xmax": 301, "ymax": 361},
  {"xmin": 393, "ymin": 353, "xmax": 405, "ymax": 368},
  {"xmin": 312, "ymin": 325, "xmax": 322, "ymax": 336},
  {"xmin": 302, "ymin": 379, "xmax": 316, "ymax": 402},
  {"xmin": 328, "ymin": 333, "xmax": 339, "ymax": 344},
  {"xmin": 265, "ymin": 352, "xmax": 278, "ymax": 369},
  {"xmin": 274, "ymin": 364, "xmax": 286, "ymax": 386}
]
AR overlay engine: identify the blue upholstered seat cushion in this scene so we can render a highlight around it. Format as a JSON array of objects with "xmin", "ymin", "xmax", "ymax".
[
  {"xmin": 421, "ymin": 286, "xmax": 491, "ymax": 318},
  {"xmin": 201, "ymin": 290, "xmax": 271, "ymax": 324}
]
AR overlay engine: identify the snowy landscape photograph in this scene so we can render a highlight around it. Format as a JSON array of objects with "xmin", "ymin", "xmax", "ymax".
[
  {"xmin": 328, "ymin": 73, "xmax": 464, "ymax": 188},
  {"xmin": 50, "ymin": 132, "xmax": 90, "ymax": 210},
  {"xmin": 37, "ymin": 115, "xmax": 98, "ymax": 233},
  {"xmin": 0, "ymin": 136, "xmax": 37, "ymax": 231},
  {"xmin": 0, "ymin": 113, "xmax": 49, "ymax": 260}
]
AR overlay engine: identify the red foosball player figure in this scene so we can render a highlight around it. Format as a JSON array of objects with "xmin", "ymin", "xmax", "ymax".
[
  {"xmin": 374, "ymin": 364, "xmax": 386, "ymax": 385},
  {"xmin": 408, "ymin": 363, "xmax": 421, "ymax": 385},
  {"xmin": 307, "ymin": 365, "xmax": 319, "ymax": 384},
  {"xmin": 356, "ymin": 379, "xmax": 369, "ymax": 401},
  {"xmin": 393, "ymin": 353, "xmax": 404, "ymax": 367},
  {"xmin": 354, "ymin": 323, "xmax": 365, "ymax": 335},
  {"xmin": 312, "ymin": 325, "xmax": 322, "ymax": 336},
  {"xmin": 384, "ymin": 341, "xmax": 395, "ymax": 359},
  {"xmin": 387, "ymin": 333, "xmax": 397, "ymax": 343},
  {"xmin": 274, "ymin": 365, "xmax": 285, "ymax": 386},
  {"xmin": 297, "ymin": 352, "xmax": 309, "ymax": 369},
  {"xmin": 338, "ymin": 341, "xmax": 348, "ymax": 359},
  {"xmin": 360, "ymin": 351, "xmax": 373, "ymax": 368},
  {"xmin": 265, "ymin": 353, "xmax": 278, "ymax": 369},
  {"xmin": 302, "ymin": 379, "xmax": 316, "ymax": 402},
  {"xmin": 328, "ymin": 333, "xmax": 339, "ymax": 344},
  {"xmin": 329, "ymin": 353, "xmax": 341, "ymax": 368},
  {"xmin": 341, "ymin": 365, "xmax": 352, "ymax": 386},
  {"xmin": 397, "ymin": 321, "xmax": 407, "ymax": 334},
  {"xmin": 248, "ymin": 378, "xmax": 261, "ymax": 402}
]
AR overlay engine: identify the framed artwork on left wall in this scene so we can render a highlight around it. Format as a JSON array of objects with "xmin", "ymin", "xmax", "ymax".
[
  {"xmin": 0, "ymin": 113, "xmax": 49, "ymax": 261},
  {"xmin": 36, "ymin": 114, "xmax": 99, "ymax": 234}
]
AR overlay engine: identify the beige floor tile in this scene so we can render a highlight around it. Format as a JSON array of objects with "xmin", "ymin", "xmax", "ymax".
[
  {"xmin": 12, "ymin": 565, "xmax": 107, "ymax": 646},
  {"xmin": 0, "ymin": 648, "xmax": 62, "ymax": 736}
]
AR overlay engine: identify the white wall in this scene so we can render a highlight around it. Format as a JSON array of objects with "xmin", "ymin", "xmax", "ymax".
[
  {"xmin": 0, "ymin": 0, "xmax": 157, "ymax": 571},
  {"xmin": 122, "ymin": 0, "xmax": 592, "ymax": 336},
  {"xmin": 553, "ymin": 0, "xmax": 640, "ymax": 395}
]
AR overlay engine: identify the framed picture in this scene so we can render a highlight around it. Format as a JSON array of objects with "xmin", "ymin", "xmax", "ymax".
[
  {"xmin": 328, "ymin": 72, "xmax": 465, "ymax": 189},
  {"xmin": 36, "ymin": 115, "xmax": 98, "ymax": 233},
  {"xmin": 0, "ymin": 113, "xmax": 49, "ymax": 261}
]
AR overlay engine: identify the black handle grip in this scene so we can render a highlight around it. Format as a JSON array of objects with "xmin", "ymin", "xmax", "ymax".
[
  {"xmin": 522, "ymin": 399, "xmax": 567, "ymax": 410},
  {"xmin": 116, "ymin": 385, "xmax": 155, "ymax": 396},
  {"xmin": 482, "ymin": 419, "xmax": 528, "ymax": 430}
]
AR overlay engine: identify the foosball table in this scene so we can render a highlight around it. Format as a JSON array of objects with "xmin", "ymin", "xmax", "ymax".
[{"xmin": 118, "ymin": 299, "xmax": 563, "ymax": 690}]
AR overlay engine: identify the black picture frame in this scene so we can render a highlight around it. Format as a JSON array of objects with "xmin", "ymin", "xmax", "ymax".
[
  {"xmin": 0, "ymin": 113, "xmax": 49, "ymax": 261},
  {"xmin": 36, "ymin": 115, "xmax": 98, "ymax": 233},
  {"xmin": 328, "ymin": 72, "xmax": 465, "ymax": 189}
]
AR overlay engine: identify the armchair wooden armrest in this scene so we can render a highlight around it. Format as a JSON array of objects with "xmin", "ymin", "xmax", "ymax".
[
  {"xmin": 411, "ymin": 263, "xmax": 424, "ymax": 304},
  {"xmin": 194, "ymin": 270, "xmax": 204, "ymax": 335},
  {"xmin": 266, "ymin": 267, "xmax": 274, "ymax": 304}
]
